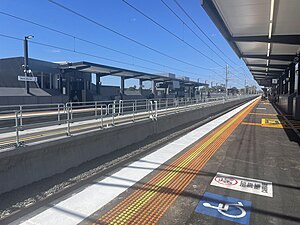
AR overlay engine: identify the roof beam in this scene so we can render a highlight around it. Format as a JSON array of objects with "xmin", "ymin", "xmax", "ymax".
[
  {"xmin": 250, "ymin": 69, "xmax": 283, "ymax": 74},
  {"xmin": 243, "ymin": 54, "xmax": 295, "ymax": 61},
  {"xmin": 247, "ymin": 64, "xmax": 287, "ymax": 70},
  {"xmin": 108, "ymin": 70, "xmax": 122, "ymax": 75},
  {"xmin": 232, "ymin": 35, "xmax": 300, "ymax": 45},
  {"xmin": 252, "ymin": 72, "xmax": 280, "ymax": 77}
]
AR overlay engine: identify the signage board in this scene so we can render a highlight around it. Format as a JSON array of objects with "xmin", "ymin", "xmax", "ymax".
[
  {"xmin": 18, "ymin": 76, "xmax": 37, "ymax": 82},
  {"xmin": 210, "ymin": 172, "xmax": 273, "ymax": 197}
]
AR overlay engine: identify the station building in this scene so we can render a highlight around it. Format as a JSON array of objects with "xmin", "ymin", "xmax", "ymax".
[{"xmin": 0, "ymin": 57, "xmax": 207, "ymax": 105}]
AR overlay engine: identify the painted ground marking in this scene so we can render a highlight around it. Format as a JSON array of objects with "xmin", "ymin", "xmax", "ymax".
[
  {"xmin": 211, "ymin": 172, "xmax": 273, "ymax": 197},
  {"xmin": 195, "ymin": 192, "xmax": 251, "ymax": 225}
]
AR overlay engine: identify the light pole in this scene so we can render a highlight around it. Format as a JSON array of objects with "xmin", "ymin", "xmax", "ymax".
[
  {"xmin": 225, "ymin": 64, "xmax": 228, "ymax": 100},
  {"xmin": 24, "ymin": 35, "xmax": 34, "ymax": 94}
]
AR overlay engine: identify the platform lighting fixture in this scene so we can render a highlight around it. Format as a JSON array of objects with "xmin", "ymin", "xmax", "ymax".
[
  {"xmin": 267, "ymin": 43, "xmax": 271, "ymax": 57},
  {"xmin": 268, "ymin": 0, "xmax": 275, "ymax": 39},
  {"xmin": 25, "ymin": 35, "xmax": 34, "ymax": 39},
  {"xmin": 270, "ymin": 0, "xmax": 275, "ymax": 21},
  {"xmin": 268, "ymin": 22, "xmax": 273, "ymax": 39}
]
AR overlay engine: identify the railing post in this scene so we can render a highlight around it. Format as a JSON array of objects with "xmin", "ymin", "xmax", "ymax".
[
  {"xmin": 148, "ymin": 101, "xmax": 151, "ymax": 118},
  {"xmin": 58, "ymin": 104, "xmax": 61, "ymax": 123},
  {"xmin": 118, "ymin": 100, "xmax": 122, "ymax": 115},
  {"xmin": 146, "ymin": 99, "xmax": 148, "ymax": 111},
  {"xmin": 70, "ymin": 102, "xmax": 73, "ymax": 120},
  {"xmin": 67, "ymin": 106, "xmax": 71, "ymax": 136},
  {"xmin": 112, "ymin": 112, "xmax": 115, "ymax": 126},
  {"xmin": 165, "ymin": 98, "xmax": 168, "ymax": 111},
  {"xmin": 100, "ymin": 105, "xmax": 103, "ymax": 129},
  {"xmin": 19, "ymin": 105, "xmax": 23, "ymax": 127},
  {"xmin": 112, "ymin": 102, "xmax": 115, "ymax": 126},
  {"xmin": 15, "ymin": 111, "xmax": 20, "ymax": 147},
  {"xmin": 95, "ymin": 101, "xmax": 98, "ymax": 118},
  {"xmin": 113, "ymin": 101, "xmax": 116, "ymax": 114},
  {"xmin": 132, "ymin": 102, "xmax": 135, "ymax": 122},
  {"xmin": 154, "ymin": 101, "xmax": 158, "ymax": 120}
]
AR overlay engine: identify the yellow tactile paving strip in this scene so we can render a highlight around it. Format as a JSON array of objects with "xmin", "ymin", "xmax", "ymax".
[{"xmin": 92, "ymin": 98, "xmax": 260, "ymax": 225}]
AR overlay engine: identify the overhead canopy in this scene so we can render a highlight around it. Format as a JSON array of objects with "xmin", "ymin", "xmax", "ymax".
[
  {"xmin": 202, "ymin": 0, "xmax": 300, "ymax": 86},
  {"xmin": 59, "ymin": 61, "xmax": 207, "ymax": 86}
]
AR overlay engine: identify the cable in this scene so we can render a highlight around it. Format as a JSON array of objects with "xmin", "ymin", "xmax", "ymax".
[
  {"xmin": 121, "ymin": 0, "xmax": 246, "ymax": 87},
  {"xmin": 0, "ymin": 11, "xmax": 210, "ymax": 79},
  {"xmin": 0, "ymin": 34, "xmax": 163, "ymax": 73},
  {"xmin": 48, "ymin": 0, "xmax": 218, "ymax": 71},
  {"xmin": 1, "ymin": 33, "xmax": 235, "ymax": 85},
  {"xmin": 173, "ymin": 0, "xmax": 238, "ymax": 66},
  {"xmin": 160, "ymin": 0, "xmax": 228, "ymax": 65},
  {"xmin": 171, "ymin": 0, "xmax": 259, "ymax": 87},
  {"xmin": 122, "ymin": 0, "xmax": 223, "ymax": 67}
]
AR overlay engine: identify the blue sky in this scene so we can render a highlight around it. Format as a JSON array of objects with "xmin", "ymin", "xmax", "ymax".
[{"xmin": 0, "ymin": 0, "xmax": 258, "ymax": 88}]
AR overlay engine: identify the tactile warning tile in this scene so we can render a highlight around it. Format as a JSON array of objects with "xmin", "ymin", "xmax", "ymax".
[{"xmin": 92, "ymin": 98, "xmax": 260, "ymax": 225}]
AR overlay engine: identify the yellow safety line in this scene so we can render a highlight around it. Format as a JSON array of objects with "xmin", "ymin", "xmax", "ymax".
[{"xmin": 106, "ymin": 98, "xmax": 260, "ymax": 224}]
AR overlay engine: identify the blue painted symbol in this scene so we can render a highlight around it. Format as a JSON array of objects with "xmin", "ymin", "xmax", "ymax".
[{"xmin": 195, "ymin": 192, "xmax": 251, "ymax": 225}]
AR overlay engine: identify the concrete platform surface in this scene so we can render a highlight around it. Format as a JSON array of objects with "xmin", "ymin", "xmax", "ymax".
[{"xmin": 4, "ymin": 97, "xmax": 300, "ymax": 225}]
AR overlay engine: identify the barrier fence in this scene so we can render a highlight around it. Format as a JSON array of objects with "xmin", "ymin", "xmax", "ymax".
[{"xmin": 0, "ymin": 95, "xmax": 254, "ymax": 149}]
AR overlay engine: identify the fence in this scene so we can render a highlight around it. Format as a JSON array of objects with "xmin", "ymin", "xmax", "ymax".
[{"xmin": 0, "ymin": 95, "xmax": 252, "ymax": 149}]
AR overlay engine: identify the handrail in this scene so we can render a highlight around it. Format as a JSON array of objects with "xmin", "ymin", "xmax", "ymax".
[{"xmin": 0, "ymin": 95, "xmax": 257, "ymax": 150}]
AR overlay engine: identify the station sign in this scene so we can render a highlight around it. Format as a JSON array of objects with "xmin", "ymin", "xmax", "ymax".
[
  {"xmin": 18, "ymin": 76, "xmax": 37, "ymax": 82},
  {"xmin": 211, "ymin": 172, "xmax": 273, "ymax": 197}
]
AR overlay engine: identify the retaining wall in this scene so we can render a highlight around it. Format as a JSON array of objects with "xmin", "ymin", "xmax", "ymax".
[{"xmin": 0, "ymin": 96, "xmax": 256, "ymax": 194}]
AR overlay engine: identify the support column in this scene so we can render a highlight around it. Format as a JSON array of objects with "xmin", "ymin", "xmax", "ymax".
[
  {"xmin": 139, "ymin": 79, "xmax": 143, "ymax": 95},
  {"xmin": 289, "ymin": 64, "xmax": 295, "ymax": 94},
  {"xmin": 41, "ymin": 72, "xmax": 44, "ymax": 88},
  {"xmin": 284, "ymin": 71, "xmax": 288, "ymax": 94},
  {"xmin": 96, "ymin": 74, "xmax": 100, "ymax": 94},
  {"xmin": 152, "ymin": 80, "xmax": 156, "ymax": 96},
  {"xmin": 121, "ymin": 76, "xmax": 125, "ymax": 95},
  {"xmin": 50, "ymin": 73, "xmax": 52, "ymax": 89}
]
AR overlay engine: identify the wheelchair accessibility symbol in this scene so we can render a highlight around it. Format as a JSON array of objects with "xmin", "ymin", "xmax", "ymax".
[
  {"xmin": 195, "ymin": 192, "xmax": 251, "ymax": 225},
  {"xmin": 203, "ymin": 201, "xmax": 246, "ymax": 218}
]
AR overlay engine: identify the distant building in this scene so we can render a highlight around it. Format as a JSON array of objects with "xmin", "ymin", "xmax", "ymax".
[{"xmin": 0, "ymin": 57, "xmax": 119, "ymax": 105}]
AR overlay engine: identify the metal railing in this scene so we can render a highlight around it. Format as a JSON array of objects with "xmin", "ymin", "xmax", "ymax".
[{"xmin": 0, "ymin": 95, "xmax": 254, "ymax": 149}]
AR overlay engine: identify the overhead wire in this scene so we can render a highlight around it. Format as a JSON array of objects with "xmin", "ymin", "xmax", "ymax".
[
  {"xmin": 160, "ymin": 0, "xmax": 228, "ymax": 65},
  {"xmin": 1, "ymin": 1, "xmax": 248, "ymax": 87},
  {"xmin": 0, "ymin": 11, "xmax": 210, "ymax": 79},
  {"xmin": 2, "ymin": 32, "xmax": 243, "ymax": 86},
  {"xmin": 121, "ymin": 0, "xmax": 223, "ymax": 67},
  {"xmin": 171, "ymin": 0, "xmax": 258, "ymax": 86},
  {"xmin": 0, "ymin": 34, "xmax": 164, "ymax": 74},
  {"xmin": 48, "ymin": 0, "xmax": 219, "ymax": 71},
  {"xmin": 120, "ymin": 0, "xmax": 248, "ymax": 87},
  {"xmin": 173, "ymin": 0, "xmax": 238, "ymax": 66}
]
